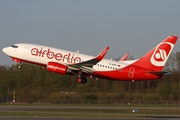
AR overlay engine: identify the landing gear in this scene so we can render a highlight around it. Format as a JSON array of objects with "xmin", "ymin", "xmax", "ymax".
[
  {"xmin": 18, "ymin": 65, "xmax": 22, "ymax": 69},
  {"xmin": 82, "ymin": 78, "xmax": 87, "ymax": 83},
  {"xmin": 77, "ymin": 77, "xmax": 87, "ymax": 84},
  {"xmin": 17, "ymin": 64, "xmax": 22, "ymax": 69},
  {"xmin": 77, "ymin": 73, "xmax": 87, "ymax": 84}
]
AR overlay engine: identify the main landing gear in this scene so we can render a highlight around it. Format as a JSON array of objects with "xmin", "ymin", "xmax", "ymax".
[
  {"xmin": 77, "ymin": 77, "xmax": 87, "ymax": 84},
  {"xmin": 77, "ymin": 72, "xmax": 87, "ymax": 84}
]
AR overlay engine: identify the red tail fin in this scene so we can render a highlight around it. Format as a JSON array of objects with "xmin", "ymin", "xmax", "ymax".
[{"xmin": 134, "ymin": 35, "xmax": 178, "ymax": 71}]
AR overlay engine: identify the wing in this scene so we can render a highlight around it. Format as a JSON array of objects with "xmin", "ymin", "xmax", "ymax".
[{"xmin": 68, "ymin": 46, "xmax": 110, "ymax": 73}]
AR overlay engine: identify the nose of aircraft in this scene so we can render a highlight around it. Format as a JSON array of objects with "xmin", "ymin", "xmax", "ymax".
[{"xmin": 2, "ymin": 47, "xmax": 9, "ymax": 54}]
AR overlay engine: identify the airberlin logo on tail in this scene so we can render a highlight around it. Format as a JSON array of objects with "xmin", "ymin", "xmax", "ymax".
[
  {"xmin": 150, "ymin": 42, "xmax": 174, "ymax": 66},
  {"xmin": 31, "ymin": 48, "xmax": 81, "ymax": 63},
  {"xmin": 154, "ymin": 49, "xmax": 167, "ymax": 61}
]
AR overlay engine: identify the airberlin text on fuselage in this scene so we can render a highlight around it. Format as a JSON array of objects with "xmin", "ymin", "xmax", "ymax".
[{"xmin": 31, "ymin": 48, "xmax": 81, "ymax": 63}]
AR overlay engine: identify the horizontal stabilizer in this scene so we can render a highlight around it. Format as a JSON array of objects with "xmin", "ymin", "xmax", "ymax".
[{"xmin": 147, "ymin": 71, "xmax": 172, "ymax": 75}]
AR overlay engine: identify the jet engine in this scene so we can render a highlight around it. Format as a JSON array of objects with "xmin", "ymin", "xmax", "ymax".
[{"xmin": 47, "ymin": 62, "xmax": 71, "ymax": 74}]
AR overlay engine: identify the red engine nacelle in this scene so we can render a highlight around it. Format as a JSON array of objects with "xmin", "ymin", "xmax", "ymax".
[{"xmin": 47, "ymin": 62, "xmax": 71, "ymax": 74}]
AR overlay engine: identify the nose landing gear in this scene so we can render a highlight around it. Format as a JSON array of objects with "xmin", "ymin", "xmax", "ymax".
[{"xmin": 18, "ymin": 65, "xmax": 22, "ymax": 69}]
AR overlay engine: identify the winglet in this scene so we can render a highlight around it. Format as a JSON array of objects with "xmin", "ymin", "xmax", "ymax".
[
  {"xmin": 119, "ymin": 53, "xmax": 129, "ymax": 61},
  {"xmin": 95, "ymin": 46, "xmax": 110, "ymax": 61}
]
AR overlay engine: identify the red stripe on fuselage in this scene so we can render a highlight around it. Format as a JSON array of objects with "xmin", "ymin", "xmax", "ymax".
[
  {"xmin": 92, "ymin": 66, "xmax": 161, "ymax": 81},
  {"xmin": 11, "ymin": 57, "xmax": 46, "ymax": 67}
]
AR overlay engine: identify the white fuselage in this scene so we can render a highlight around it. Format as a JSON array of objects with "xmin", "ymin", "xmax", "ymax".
[{"xmin": 3, "ymin": 43, "xmax": 137, "ymax": 72}]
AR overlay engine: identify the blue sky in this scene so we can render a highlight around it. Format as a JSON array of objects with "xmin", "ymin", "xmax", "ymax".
[{"xmin": 0, "ymin": 0, "xmax": 180, "ymax": 65}]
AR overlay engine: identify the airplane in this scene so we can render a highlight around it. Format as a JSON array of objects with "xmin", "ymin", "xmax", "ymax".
[{"xmin": 2, "ymin": 35, "xmax": 178, "ymax": 83}]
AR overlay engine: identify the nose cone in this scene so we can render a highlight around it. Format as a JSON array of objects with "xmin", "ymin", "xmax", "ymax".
[{"xmin": 2, "ymin": 47, "xmax": 9, "ymax": 54}]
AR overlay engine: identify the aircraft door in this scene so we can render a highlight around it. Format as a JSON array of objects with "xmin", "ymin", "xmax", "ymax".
[{"xmin": 128, "ymin": 67, "xmax": 135, "ymax": 78}]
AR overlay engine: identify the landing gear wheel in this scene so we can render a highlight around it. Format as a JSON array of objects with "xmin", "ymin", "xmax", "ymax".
[
  {"xmin": 77, "ymin": 78, "xmax": 82, "ymax": 83},
  {"xmin": 77, "ymin": 71, "xmax": 87, "ymax": 84},
  {"xmin": 82, "ymin": 78, "xmax": 87, "ymax": 84},
  {"xmin": 18, "ymin": 65, "xmax": 22, "ymax": 69},
  {"xmin": 77, "ymin": 78, "xmax": 87, "ymax": 84}
]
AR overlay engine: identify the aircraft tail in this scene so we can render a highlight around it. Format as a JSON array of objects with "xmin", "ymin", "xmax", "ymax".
[{"xmin": 133, "ymin": 35, "xmax": 178, "ymax": 71}]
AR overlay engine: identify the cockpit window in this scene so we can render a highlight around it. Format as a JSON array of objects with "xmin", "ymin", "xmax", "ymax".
[{"xmin": 11, "ymin": 45, "xmax": 18, "ymax": 48}]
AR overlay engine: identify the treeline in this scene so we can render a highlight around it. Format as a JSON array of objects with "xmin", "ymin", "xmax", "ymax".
[{"xmin": 0, "ymin": 52, "xmax": 180, "ymax": 104}]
